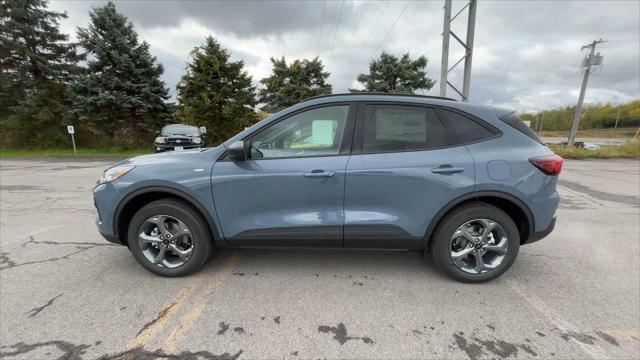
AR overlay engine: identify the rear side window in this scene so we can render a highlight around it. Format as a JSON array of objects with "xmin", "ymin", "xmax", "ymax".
[
  {"xmin": 499, "ymin": 112, "xmax": 544, "ymax": 144},
  {"xmin": 441, "ymin": 109, "xmax": 496, "ymax": 144},
  {"xmin": 361, "ymin": 105, "xmax": 447, "ymax": 153}
]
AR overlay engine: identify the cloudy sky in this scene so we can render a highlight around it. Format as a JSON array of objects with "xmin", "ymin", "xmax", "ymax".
[{"xmin": 49, "ymin": 0, "xmax": 639, "ymax": 112}]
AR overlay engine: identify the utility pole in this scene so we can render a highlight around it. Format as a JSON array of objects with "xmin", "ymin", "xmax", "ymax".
[
  {"xmin": 439, "ymin": 0, "xmax": 477, "ymax": 101},
  {"xmin": 538, "ymin": 114, "xmax": 545, "ymax": 134},
  {"xmin": 567, "ymin": 39, "xmax": 605, "ymax": 146},
  {"xmin": 614, "ymin": 108, "xmax": 620, "ymax": 128}
]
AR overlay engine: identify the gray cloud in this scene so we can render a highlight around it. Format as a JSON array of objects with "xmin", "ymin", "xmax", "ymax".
[{"xmin": 49, "ymin": 0, "xmax": 639, "ymax": 111}]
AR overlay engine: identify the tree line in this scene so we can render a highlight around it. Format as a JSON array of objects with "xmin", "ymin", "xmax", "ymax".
[
  {"xmin": 2, "ymin": 1, "xmax": 637, "ymax": 150},
  {"xmin": 520, "ymin": 100, "xmax": 640, "ymax": 133},
  {"xmin": 0, "ymin": 0, "xmax": 436, "ymax": 149}
]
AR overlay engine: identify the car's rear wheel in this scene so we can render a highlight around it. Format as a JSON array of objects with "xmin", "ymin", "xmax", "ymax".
[
  {"xmin": 430, "ymin": 203, "xmax": 519, "ymax": 283},
  {"xmin": 128, "ymin": 199, "xmax": 212, "ymax": 277}
]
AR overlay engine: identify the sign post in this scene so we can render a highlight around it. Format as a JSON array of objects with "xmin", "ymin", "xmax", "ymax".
[{"xmin": 67, "ymin": 125, "xmax": 76, "ymax": 154}]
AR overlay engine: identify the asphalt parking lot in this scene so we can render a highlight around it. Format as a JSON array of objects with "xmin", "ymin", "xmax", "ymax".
[{"xmin": 0, "ymin": 157, "xmax": 638, "ymax": 360}]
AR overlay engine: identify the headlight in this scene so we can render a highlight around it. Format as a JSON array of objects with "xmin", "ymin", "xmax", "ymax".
[
  {"xmin": 193, "ymin": 137, "xmax": 202, "ymax": 144},
  {"xmin": 99, "ymin": 165, "xmax": 135, "ymax": 184},
  {"xmin": 155, "ymin": 137, "xmax": 166, "ymax": 144}
]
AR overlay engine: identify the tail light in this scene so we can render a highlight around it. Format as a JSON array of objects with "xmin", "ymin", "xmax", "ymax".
[{"xmin": 529, "ymin": 155, "xmax": 563, "ymax": 176}]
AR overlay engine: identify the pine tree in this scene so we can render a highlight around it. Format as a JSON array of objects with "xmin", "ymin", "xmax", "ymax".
[
  {"xmin": 72, "ymin": 1, "xmax": 170, "ymax": 145},
  {"xmin": 175, "ymin": 36, "xmax": 256, "ymax": 145},
  {"xmin": 0, "ymin": 0, "xmax": 82, "ymax": 147},
  {"xmin": 351, "ymin": 52, "xmax": 435, "ymax": 94},
  {"xmin": 258, "ymin": 57, "xmax": 332, "ymax": 113}
]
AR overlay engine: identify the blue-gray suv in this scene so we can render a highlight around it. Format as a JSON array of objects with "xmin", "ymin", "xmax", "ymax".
[{"xmin": 93, "ymin": 93, "xmax": 562, "ymax": 282}]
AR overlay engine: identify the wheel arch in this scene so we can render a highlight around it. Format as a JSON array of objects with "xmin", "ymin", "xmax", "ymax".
[
  {"xmin": 423, "ymin": 191, "xmax": 535, "ymax": 249},
  {"xmin": 114, "ymin": 186, "xmax": 221, "ymax": 247}
]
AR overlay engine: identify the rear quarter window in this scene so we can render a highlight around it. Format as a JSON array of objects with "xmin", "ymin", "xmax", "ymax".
[
  {"xmin": 499, "ymin": 112, "xmax": 544, "ymax": 144},
  {"xmin": 440, "ymin": 109, "xmax": 497, "ymax": 144}
]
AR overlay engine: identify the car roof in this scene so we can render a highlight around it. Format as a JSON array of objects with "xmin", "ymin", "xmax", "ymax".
[
  {"xmin": 224, "ymin": 93, "xmax": 502, "ymax": 147},
  {"xmin": 298, "ymin": 93, "xmax": 497, "ymax": 114}
]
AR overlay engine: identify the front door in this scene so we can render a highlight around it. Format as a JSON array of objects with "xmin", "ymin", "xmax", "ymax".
[{"xmin": 212, "ymin": 104, "xmax": 355, "ymax": 247}]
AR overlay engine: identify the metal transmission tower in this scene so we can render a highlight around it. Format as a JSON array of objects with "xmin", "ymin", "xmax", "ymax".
[
  {"xmin": 439, "ymin": 0, "xmax": 477, "ymax": 101},
  {"xmin": 567, "ymin": 39, "xmax": 606, "ymax": 146}
]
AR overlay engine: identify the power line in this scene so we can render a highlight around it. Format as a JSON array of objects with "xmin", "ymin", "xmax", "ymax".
[
  {"xmin": 316, "ymin": 0, "xmax": 328, "ymax": 56},
  {"xmin": 370, "ymin": 0, "xmax": 412, "ymax": 59},
  {"xmin": 352, "ymin": 1, "xmax": 367, "ymax": 35},
  {"xmin": 327, "ymin": 0, "xmax": 346, "ymax": 62},
  {"xmin": 359, "ymin": 0, "xmax": 390, "ymax": 52}
]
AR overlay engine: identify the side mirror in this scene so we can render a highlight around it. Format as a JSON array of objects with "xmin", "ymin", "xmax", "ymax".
[
  {"xmin": 199, "ymin": 126, "xmax": 207, "ymax": 134},
  {"xmin": 227, "ymin": 140, "xmax": 246, "ymax": 161}
]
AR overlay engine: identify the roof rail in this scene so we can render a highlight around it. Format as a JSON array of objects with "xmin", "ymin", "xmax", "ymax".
[{"xmin": 303, "ymin": 92, "xmax": 457, "ymax": 102}]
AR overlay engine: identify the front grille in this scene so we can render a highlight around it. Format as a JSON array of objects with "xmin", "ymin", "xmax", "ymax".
[{"xmin": 166, "ymin": 138, "xmax": 192, "ymax": 145}]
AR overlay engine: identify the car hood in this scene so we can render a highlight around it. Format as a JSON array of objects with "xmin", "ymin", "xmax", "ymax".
[{"xmin": 113, "ymin": 146, "xmax": 225, "ymax": 168}]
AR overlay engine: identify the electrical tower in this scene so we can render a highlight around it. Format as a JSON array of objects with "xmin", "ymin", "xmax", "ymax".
[
  {"xmin": 567, "ymin": 39, "xmax": 605, "ymax": 146},
  {"xmin": 439, "ymin": 0, "xmax": 477, "ymax": 101}
]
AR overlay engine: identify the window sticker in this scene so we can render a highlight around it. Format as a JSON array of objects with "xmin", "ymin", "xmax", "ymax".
[{"xmin": 312, "ymin": 119, "xmax": 335, "ymax": 145}]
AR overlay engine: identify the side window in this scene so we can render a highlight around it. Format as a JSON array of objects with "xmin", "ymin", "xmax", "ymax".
[
  {"xmin": 441, "ymin": 109, "xmax": 496, "ymax": 144},
  {"xmin": 250, "ymin": 105, "xmax": 349, "ymax": 159},
  {"xmin": 361, "ymin": 105, "xmax": 446, "ymax": 153}
]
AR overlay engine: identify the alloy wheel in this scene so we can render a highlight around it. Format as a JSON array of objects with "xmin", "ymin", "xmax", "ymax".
[
  {"xmin": 138, "ymin": 215, "xmax": 194, "ymax": 268},
  {"xmin": 449, "ymin": 218, "xmax": 508, "ymax": 274}
]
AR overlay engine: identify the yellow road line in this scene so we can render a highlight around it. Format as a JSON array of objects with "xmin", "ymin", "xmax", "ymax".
[
  {"xmin": 128, "ymin": 273, "xmax": 205, "ymax": 350},
  {"xmin": 600, "ymin": 329, "xmax": 640, "ymax": 341},
  {"xmin": 161, "ymin": 255, "xmax": 238, "ymax": 353}
]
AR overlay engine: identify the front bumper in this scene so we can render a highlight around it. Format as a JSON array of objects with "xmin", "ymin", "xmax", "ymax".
[
  {"xmin": 97, "ymin": 218, "xmax": 123, "ymax": 245},
  {"xmin": 154, "ymin": 144, "xmax": 203, "ymax": 152},
  {"xmin": 524, "ymin": 216, "xmax": 556, "ymax": 245},
  {"xmin": 93, "ymin": 182, "xmax": 125, "ymax": 246}
]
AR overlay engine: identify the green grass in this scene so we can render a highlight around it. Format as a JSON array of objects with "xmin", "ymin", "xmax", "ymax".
[
  {"xmin": 0, "ymin": 148, "xmax": 150, "ymax": 158},
  {"xmin": 540, "ymin": 127, "xmax": 639, "ymax": 139},
  {"xmin": 550, "ymin": 142, "xmax": 640, "ymax": 159}
]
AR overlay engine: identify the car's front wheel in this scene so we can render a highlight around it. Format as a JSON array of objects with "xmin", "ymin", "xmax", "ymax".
[
  {"xmin": 127, "ymin": 199, "xmax": 212, "ymax": 276},
  {"xmin": 430, "ymin": 203, "xmax": 520, "ymax": 283}
]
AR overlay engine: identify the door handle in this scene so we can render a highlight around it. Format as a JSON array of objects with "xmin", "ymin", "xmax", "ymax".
[
  {"xmin": 303, "ymin": 170, "xmax": 335, "ymax": 178},
  {"xmin": 431, "ymin": 165, "xmax": 464, "ymax": 174}
]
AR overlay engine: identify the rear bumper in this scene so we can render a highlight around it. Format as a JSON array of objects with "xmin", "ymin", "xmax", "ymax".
[{"xmin": 524, "ymin": 216, "xmax": 556, "ymax": 245}]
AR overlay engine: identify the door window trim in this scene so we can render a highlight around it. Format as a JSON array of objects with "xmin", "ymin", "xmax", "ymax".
[
  {"xmin": 219, "ymin": 102, "xmax": 357, "ymax": 161},
  {"xmin": 351, "ymin": 101, "xmax": 502, "ymax": 155},
  {"xmin": 352, "ymin": 102, "xmax": 452, "ymax": 155}
]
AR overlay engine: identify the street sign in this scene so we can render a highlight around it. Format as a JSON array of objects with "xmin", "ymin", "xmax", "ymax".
[{"xmin": 67, "ymin": 125, "xmax": 76, "ymax": 153}]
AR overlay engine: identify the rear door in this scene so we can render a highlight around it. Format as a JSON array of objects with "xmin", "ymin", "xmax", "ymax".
[{"xmin": 343, "ymin": 103, "xmax": 477, "ymax": 249}]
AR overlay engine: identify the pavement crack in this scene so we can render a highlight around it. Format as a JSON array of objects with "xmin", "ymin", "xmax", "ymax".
[
  {"xmin": 23, "ymin": 235, "xmax": 117, "ymax": 248},
  {"xmin": 98, "ymin": 348, "xmax": 244, "ymax": 360},
  {"xmin": 136, "ymin": 302, "xmax": 178, "ymax": 337},
  {"xmin": 318, "ymin": 323, "xmax": 374, "ymax": 345},
  {"xmin": 28, "ymin": 293, "xmax": 63, "ymax": 318},
  {"xmin": 0, "ymin": 340, "xmax": 90, "ymax": 360},
  {"xmin": 217, "ymin": 321, "xmax": 230, "ymax": 335},
  {"xmin": 0, "ymin": 245, "xmax": 102, "ymax": 271}
]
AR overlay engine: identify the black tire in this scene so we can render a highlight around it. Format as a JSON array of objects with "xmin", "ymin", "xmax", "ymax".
[
  {"xmin": 127, "ymin": 199, "xmax": 213, "ymax": 277},
  {"xmin": 430, "ymin": 203, "xmax": 520, "ymax": 283}
]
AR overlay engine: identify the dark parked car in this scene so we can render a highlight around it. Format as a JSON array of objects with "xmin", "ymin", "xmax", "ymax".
[
  {"xmin": 94, "ymin": 93, "xmax": 562, "ymax": 282},
  {"xmin": 154, "ymin": 124, "xmax": 206, "ymax": 152}
]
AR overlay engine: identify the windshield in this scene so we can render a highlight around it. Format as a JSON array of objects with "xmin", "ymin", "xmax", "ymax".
[{"xmin": 161, "ymin": 124, "xmax": 199, "ymax": 136}]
